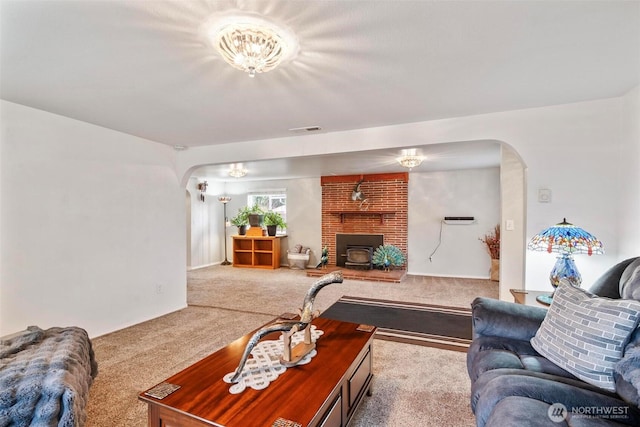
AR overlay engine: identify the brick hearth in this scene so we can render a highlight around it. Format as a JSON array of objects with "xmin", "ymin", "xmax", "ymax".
[
  {"xmin": 320, "ymin": 173, "xmax": 408, "ymax": 268},
  {"xmin": 306, "ymin": 265, "xmax": 406, "ymax": 283}
]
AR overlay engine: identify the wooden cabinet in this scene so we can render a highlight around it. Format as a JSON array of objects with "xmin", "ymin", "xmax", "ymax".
[
  {"xmin": 139, "ymin": 317, "xmax": 375, "ymax": 427},
  {"xmin": 232, "ymin": 236, "xmax": 285, "ymax": 269}
]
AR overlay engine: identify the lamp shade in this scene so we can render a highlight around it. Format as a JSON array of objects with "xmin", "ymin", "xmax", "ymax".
[
  {"xmin": 527, "ymin": 218, "xmax": 604, "ymax": 256},
  {"xmin": 528, "ymin": 218, "xmax": 604, "ymax": 302}
]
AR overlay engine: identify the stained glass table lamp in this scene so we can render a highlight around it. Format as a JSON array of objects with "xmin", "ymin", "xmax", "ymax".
[{"xmin": 527, "ymin": 218, "xmax": 603, "ymax": 305}]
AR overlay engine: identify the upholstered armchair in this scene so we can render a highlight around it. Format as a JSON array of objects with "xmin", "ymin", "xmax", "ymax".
[{"xmin": 467, "ymin": 257, "xmax": 640, "ymax": 427}]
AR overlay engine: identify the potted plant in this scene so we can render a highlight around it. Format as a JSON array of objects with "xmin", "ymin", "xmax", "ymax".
[
  {"xmin": 230, "ymin": 207, "xmax": 250, "ymax": 235},
  {"xmin": 247, "ymin": 203, "xmax": 265, "ymax": 228},
  {"xmin": 263, "ymin": 211, "xmax": 286, "ymax": 236},
  {"xmin": 480, "ymin": 224, "xmax": 500, "ymax": 281}
]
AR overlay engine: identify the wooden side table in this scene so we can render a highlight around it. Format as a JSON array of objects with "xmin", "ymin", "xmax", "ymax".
[
  {"xmin": 232, "ymin": 235, "xmax": 286, "ymax": 269},
  {"xmin": 509, "ymin": 289, "xmax": 552, "ymax": 307}
]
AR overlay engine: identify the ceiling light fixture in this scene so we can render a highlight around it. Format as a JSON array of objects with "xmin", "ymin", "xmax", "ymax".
[
  {"xmin": 207, "ymin": 14, "xmax": 298, "ymax": 78},
  {"xmin": 396, "ymin": 148, "xmax": 424, "ymax": 170},
  {"xmin": 229, "ymin": 163, "xmax": 248, "ymax": 178}
]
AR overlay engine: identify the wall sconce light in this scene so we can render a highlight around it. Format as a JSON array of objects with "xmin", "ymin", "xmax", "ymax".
[{"xmin": 197, "ymin": 181, "xmax": 208, "ymax": 202}]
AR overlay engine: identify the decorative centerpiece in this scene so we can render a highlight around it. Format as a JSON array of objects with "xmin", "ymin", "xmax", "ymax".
[
  {"xmin": 227, "ymin": 271, "xmax": 343, "ymax": 384},
  {"xmin": 316, "ymin": 246, "xmax": 329, "ymax": 269},
  {"xmin": 372, "ymin": 244, "xmax": 406, "ymax": 271},
  {"xmin": 232, "ymin": 204, "xmax": 267, "ymax": 236},
  {"xmin": 351, "ymin": 178, "xmax": 369, "ymax": 210},
  {"xmin": 479, "ymin": 225, "xmax": 500, "ymax": 281}
]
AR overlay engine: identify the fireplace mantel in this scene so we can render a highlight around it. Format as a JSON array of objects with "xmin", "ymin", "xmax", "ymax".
[
  {"xmin": 322, "ymin": 174, "xmax": 407, "ymax": 267},
  {"xmin": 329, "ymin": 210, "xmax": 395, "ymax": 224}
]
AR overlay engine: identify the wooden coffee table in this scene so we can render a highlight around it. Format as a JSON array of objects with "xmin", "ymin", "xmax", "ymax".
[{"xmin": 139, "ymin": 317, "xmax": 376, "ymax": 427}]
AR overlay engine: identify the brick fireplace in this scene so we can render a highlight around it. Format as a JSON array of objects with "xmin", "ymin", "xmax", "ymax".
[{"xmin": 321, "ymin": 173, "xmax": 408, "ymax": 268}]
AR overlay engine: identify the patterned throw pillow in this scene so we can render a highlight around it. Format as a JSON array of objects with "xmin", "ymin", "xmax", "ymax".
[{"xmin": 531, "ymin": 282, "xmax": 640, "ymax": 391}]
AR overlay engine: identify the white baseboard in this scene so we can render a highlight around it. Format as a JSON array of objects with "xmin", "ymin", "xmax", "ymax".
[
  {"xmin": 407, "ymin": 271, "xmax": 490, "ymax": 280},
  {"xmin": 91, "ymin": 304, "xmax": 188, "ymax": 339},
  {"xmin": 187, "ymin": 262, "xmax": 218, "ymax": 271}
]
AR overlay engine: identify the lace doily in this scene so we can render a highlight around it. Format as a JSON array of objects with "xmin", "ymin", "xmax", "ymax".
[{"xmin": 222, "ymin": 326, "xmax": 323, "ymax": 394}]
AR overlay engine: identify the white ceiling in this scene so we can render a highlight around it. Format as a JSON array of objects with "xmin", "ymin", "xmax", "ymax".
[
  {"xmin": 2, "ymin": 0, "xmax": 639, "ymax": 180},
  {"xmin": 191, "ymin": 139, "xmax": 503, "ymax": 181}
]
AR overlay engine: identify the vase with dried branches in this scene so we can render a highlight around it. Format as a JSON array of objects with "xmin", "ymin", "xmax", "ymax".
[{"xmin": 480, "ymin": 225, "xmax": 500, "ymax": 281}]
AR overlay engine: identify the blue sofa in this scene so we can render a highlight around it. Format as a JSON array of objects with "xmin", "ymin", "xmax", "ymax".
[{"xmin": 467, "ymin": 257, "xmax": 640, "ymax": 427}]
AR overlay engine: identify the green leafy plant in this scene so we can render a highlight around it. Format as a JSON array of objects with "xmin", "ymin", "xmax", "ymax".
[
  {"xmin": 372, "ymin": 245, "xmax": 406, "ymax": 270},
  {"xmin": 230, "ymin": 207, "xmax": 250, "ymax": 226},
  {"xmin": 246, "ymin": 203, "xmax": 265, "ymax": 227},
  {"xmin": 263, "ymin": 211, "xmax": 286, "ymax": 229},
  {"xmin": 248, "ymin": 203, "xmax": 264, "ymax": 214}
]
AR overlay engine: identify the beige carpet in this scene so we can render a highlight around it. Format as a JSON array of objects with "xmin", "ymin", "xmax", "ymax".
[
  {"xmin": 86, "ymin": 306, "xmax": 275, "ymax": 426},
  {"xmin": 187, "ymin": 266, "xmax": 497, "ymax": 314},
  {"xmin": 86, "ymin": 266, "xmax": 498, "ymax": 427},
  {"xmin": 350, "ymin": 341, "xmax": 474, "ymax": 426}
]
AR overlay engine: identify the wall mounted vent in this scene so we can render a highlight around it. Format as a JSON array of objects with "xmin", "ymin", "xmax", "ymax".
[{"xmin": 443, "ymin": 216, "xmax": 475, "ymax": 225}]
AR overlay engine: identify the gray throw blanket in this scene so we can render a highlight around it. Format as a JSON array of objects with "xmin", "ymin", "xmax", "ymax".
[{"xmin": 0, "ymin": 326, "xmax": 98, "ymax": 427}]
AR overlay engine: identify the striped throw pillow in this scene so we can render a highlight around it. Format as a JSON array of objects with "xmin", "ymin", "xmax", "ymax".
[{"xmin": 531, "ymin": 282, "xmax": 640, "ymax": 391}]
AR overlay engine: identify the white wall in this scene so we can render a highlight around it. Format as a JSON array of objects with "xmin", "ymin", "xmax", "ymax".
[
  {"xmin": 0, "ymin": 101, "xmax": 186, "ymax": 337},
  {"xmin": 281, "ymin": 178, "xmax": 323, "ymax": 266},
  {"xmin": 408, "ymin": 168, "xmax": 500, "ymax": 278},
  {"xmin": 190, "ymin": 171, "xmax": 500, "ymax": 276},
  {"xmin": 618, "ymin": 86, "xmax": 640, "ymax": 260},
  {"xmin": 4, "ymin": 91, "xmax": 636, "ymax": 338},
  {"xmin": 179, "ymin": 94, "xmax": 634, "ymax": 290},
  {"xmin": 517, "ymin": 99, "xmax": 623, "ymax": 291},
  {"xmin": 500, "ymin": 145, "xmax": 526, "ymax": 299},
  {"xmin": 212, "ymin": 178, "xmax": 322, "ymax": 267},
  {"xmin": 187, "ymin": 178, "xmax": 223, "ymax": 269}
]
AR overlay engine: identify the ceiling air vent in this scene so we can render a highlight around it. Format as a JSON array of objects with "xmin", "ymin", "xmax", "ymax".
[{"xmin": 288, "ymin": 126, "xmax": 322, "ymax": 133}]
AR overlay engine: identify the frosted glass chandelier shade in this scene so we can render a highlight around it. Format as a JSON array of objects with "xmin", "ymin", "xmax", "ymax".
[
  {"xmin": 229, "ymin": 163, "xmax": 248, "ymax": 178},
  {"xmin": 208, "ymin": 14, "xmax": 298, "ymax": 78},
  {"xmin": 396, "ymin": 148, "xmax": 424, "ymax": 169},
  {"xmin": 216, "ymin": 24, "xmax": 284, "ymax": 77}
]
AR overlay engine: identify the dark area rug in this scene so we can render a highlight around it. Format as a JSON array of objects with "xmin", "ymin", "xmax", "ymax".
[{"xmin": 320, "ymin": 296, "xmax": 472, "ymax": 352}]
